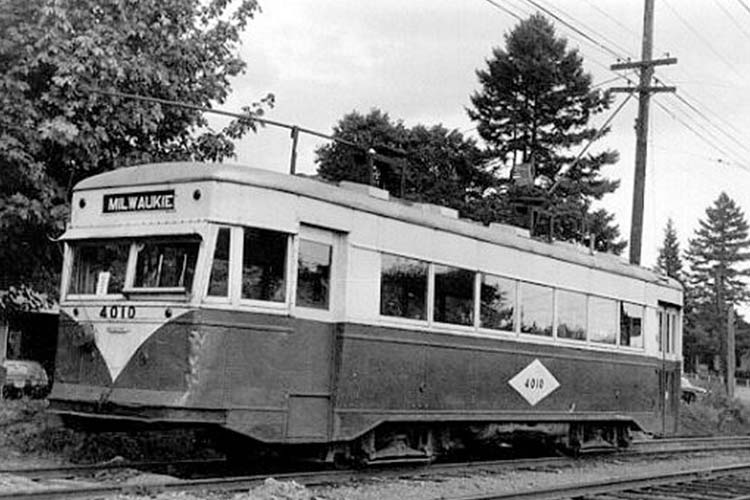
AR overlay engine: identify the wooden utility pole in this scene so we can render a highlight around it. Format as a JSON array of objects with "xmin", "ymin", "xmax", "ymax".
[
  {"xmin": 610, "ymin": 0, "xmax": 676, "ymax": 265},
  {"xmin": 728, "ymin": 307, "xmax": 736, "ymax": 399}
]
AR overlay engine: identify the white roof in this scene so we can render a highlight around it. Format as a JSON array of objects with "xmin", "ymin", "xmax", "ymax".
[{"xmin": 74, "ymin": 162, "xmax": 682, "ymax": 291}]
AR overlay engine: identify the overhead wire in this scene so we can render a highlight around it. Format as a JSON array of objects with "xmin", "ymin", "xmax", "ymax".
[
  {"xmin": 481, "ymin": 0, "xmax": 750, "ymax": 179},
  {"xmin": 653, "ymin": 99, "xmax": 750, "ymax": 172},
  {"xmin": 661, "ymin": 0, "xmax": 745, "ymax": 83},
  {"xmin": 528, "ymin": 0, "xmax": 634, "ymax": 59},
  {"xmin": 483, "ymin": 0, "xmax": 635, "ymax": 85},
  {"xmin": 513, "ymin": 0, "xmax": 622, "ymax": 59},
  {"xmin": 581, "ymin": 0, "xmax": 641, "ymax": 41},
  {"xmin": 713, "ymin": 0, "xmax": 750, "ymax": 43},
  {"xmin": 734, "ymin": 0, "xmax": 750, "ymax": 18},
  {"xmin": 528, "ymin": 1, "xmax": 750, "ymax": 169},
  {"xmin": 657, "ymin": 78, "xmax": 750, "ymax": 156}
]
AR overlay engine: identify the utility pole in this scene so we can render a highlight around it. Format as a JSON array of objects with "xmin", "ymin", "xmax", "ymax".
[
  {"xmin": 610, "ymin": 0, "xmax": 676, "ymax": 265},
  {"xmin": 728, "ymin": 307, "xmax": 736, "ymax": 399}
]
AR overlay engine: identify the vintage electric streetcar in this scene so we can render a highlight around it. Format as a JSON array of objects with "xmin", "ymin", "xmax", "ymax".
[{"xmin": 50, "ymin": 162, "xmax": 683, "ymax": 462}]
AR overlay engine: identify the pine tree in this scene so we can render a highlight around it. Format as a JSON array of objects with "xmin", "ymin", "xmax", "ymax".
[
  {"xmin": 467, "ymin": 14, "xmax": 625, "ymax": 253},
  {"xmin": 685, "ymin": 193, "xmax": 750, "ymax": 374},
  {"xmin": 656, "ymin": 218, "xmax": 683, "ymax": 282}
]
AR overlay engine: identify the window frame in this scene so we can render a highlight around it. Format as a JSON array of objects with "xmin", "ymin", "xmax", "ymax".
[
  {"xmin": 587, "ymin": 295, "xmax": 619, "ymax": 346},
  {"xmin": 432, "ymin": 263, "xmax": 476, "ymax": 328},
  {"xmin": 124, "ymin": 236, "xmax": 201, "ymax": 295},
  {"xmin": 294, "ymin": 225, "xmax": 339, "ymax": 320},
  {"xmin": 378, "ymin": 251, "xmax": 430, "ymax": 324},
  {"xmin": 237, "ymin": 225, "xmax": 293, "ymax": 311},
  {"xmin": 477, "ymin": 272, "xmax": 517, "ymax": 335},
  {"xmin": 65, "ymin": 240, "xmax": 131, "ymax": 300},
  {"xmin": 518, "ymin": 281, "xmax": 555, "ymax": 339},
  {"xmin": 203, "ymin": 225, "xmax": 235, "ymax": 304},
  {"xmin": 555, "ymin": 289, "xmax": 588, "ymax": 343},
  {"xmin": 64, "ymin": 236, "xmax": 202, "ymax": 301},
  {"xmin": 619, "ymin": 301, "xmax": 646, "ymax": 350}
]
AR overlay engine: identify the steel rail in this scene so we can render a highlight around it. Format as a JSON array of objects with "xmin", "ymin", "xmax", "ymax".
[
  {"xmin": 2, "ymin": 436, "xmax": 750, "ymax": 500},
  {"xmin": 448, "ymin": 462, "xmax": 750, "ymax": 499},
  {"xmin": 4, "ymin": 435, "xmax": 747, "ymax": 480},
  {"xmin": 0, "ymin": 457, "xmax": 227, "ymax": 480}
]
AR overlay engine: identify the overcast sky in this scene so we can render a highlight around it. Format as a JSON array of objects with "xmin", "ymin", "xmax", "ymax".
[{"xmin": 214, "ymin": 0, "xmax": 750, "ymax": 268}]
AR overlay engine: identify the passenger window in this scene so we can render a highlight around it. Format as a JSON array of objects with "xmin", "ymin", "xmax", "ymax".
[
  {"xmin": 520, "ymin": 282, "xmax": 553, "ymax": 336},
  {"xmin": 296, "ymin": 239, "xmax": 332, "ymax": 309},
  {"xmin": 434, "ymin": 265, "xmax": 474, "ymax": 326},
  {"xmin": 589, "ymin": 296, "xmax": 617, "ymax": 344},
  {"xmin": 480, "ymin": 274, "xmax": 515, "ymax": 331},
  {"xmin": 207, "ymin": 227, "xmax": 231, "ymax": 297},
  {"xmin": 69, "ymin": 242, "xmax": 129, "ymax": 295},
  {"xmin": 667, "ymin": 312, "xmax": 675, "ymax": 353},
  {"xmin": 658, "ymin": 306, "xmax": 679, "ymax": 353},
  {"xmin": 557, "ymin": 290, "xmax": 587, "ymax": 341},
  {"xmin": 241, "ymin": 228, "xmax": 288, "ymax": 302},
  {"xmin": 380, "ymin": 254, "xmax": 428, "ymax": 320},
  {"xmin": 620, "ymin": 302, "xmax": 644, "ymax": 348}
]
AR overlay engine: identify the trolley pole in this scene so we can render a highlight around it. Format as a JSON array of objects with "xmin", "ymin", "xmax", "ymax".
[{"xmin": 610, "ymin": 0, "xmax": 676, "ymax": 265}]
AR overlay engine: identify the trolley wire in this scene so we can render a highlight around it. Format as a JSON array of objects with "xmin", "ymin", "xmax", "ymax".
[
  {"xmin": 525, "ymin": 0, "xmax": 634, "ymax": 58},
  {"xmin": 713, "ymin": 0, "xmax": 750, "ymax": 44},
  {"xmin": 653, "ymin": 100, "xmax": 750, "ymax": 173},
  {"xmin": 514, "ymin": 0, "xmax": 622, "ymax": 59},
  {"xmin": 735, "ymin": 0, "xmax": 750, "ymax": 18},
  {"xmin": 661, "ymin": 0, "xmax": 745, "ymax": 83},
  {"xmin": 581, "ymin": 0, "xmax": 640, "ymax": 41}
]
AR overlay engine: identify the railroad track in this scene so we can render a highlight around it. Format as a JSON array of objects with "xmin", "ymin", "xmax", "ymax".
[
  {"xmin": 0, "ymin": 457, "xmax": 228, "ymax": 480},
  {"xmin": 453, "ymin": 463, "xmax": 750, "ymax": 499},
  {"xmin": 2, "ymin": 435, "xmax": 750, "ymax": 499}
]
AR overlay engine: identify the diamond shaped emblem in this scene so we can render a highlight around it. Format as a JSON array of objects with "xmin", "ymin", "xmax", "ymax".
[{"xmin": 508, "ymin": 359, "xmax": 560, "ymax": 406}]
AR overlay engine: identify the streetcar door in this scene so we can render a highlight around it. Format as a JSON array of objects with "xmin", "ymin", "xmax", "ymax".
[
  {"xmin": 286, "ymin": 225, "xmax": 345, "ymax": 441},
  {"xmin": 657, "ymin": 304, "xmax": 680, "ymax": 435}
]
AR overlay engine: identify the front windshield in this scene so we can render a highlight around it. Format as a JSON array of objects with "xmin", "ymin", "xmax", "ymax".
[
  {"xmin": 69, "ymin": 242, "xmax": 129, "ymax": 295},
  {"xmin": 67, "ymin": 236, "xmax": 200, "ymax": 296},
  {"xmin": 134, "ymin": 239, "xmax": 199, "ymax": 289}
]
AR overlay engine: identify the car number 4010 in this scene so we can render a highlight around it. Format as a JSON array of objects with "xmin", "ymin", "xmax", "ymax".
[
  {"xmin": 524, "ymin": 377, "xmax": 545, "ymax": 390},
  {"xmin": 99, "ymin": 305, "xmax": 136, "ymax": 319}
]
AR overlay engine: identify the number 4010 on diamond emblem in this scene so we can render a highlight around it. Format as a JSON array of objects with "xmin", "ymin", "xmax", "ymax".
[{"xmin": 508, "ymin": 359, "xmax": 560, "ymax": 406}]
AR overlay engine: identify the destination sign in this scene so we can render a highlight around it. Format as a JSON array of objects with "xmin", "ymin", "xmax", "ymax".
[{"xmin": 103, "ymin": 190, "xmax": 175, "ymax": 213}]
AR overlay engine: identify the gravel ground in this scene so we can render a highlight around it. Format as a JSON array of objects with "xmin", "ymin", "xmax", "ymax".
[
  {"xmin": 3, "ymin": 450, "xmax": 750, "ymax": 500},
  {"xmin": 3, "ymin": 396, "xmax": 750, "ymax": 499}
]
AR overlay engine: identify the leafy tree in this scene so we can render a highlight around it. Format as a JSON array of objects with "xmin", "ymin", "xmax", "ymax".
[
  {"xmin": 684, "ymin": 193, "xmax": 750, "ymax": 374},
  {"xmin": 1, "ymin": 0, "xmax": 272, "ymax": 295},
  {"xmin": 316, "ymin": 109, "xmax": 494, "ymax": 214},
  {"xmin": 467, "ymin": 14, "xmax": 624, "ymax": 253},
  {"xmin": 656, "ymin": 218, "xmax": 684, "ymax": 282}
]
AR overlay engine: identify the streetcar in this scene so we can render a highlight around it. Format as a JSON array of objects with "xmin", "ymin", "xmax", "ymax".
[{"xmin": 50, "ymin": 162, "xmax": 682, "ymax": 462}]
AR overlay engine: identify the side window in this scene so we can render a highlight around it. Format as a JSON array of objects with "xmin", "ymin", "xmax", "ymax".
[
  {"xmin": 667, "ymin": 308, "xmax": 678, "ymax": 353},
  {"xmin": 296, "ymin": 239, "xmax": 332, "ymax": 309},
  {"xmin": 241, "ymin": 228, "xmax": 288, "ymax": 302},
  {"xmin": 620, "ymin": 302, "xmax": 644, "ymax": 348},
  {"xmin": 658, "ymin": 306, "xmax": 680, "ymax": 353},
  {"xmin": 380, "ymin": 254, "xmax": 428, "ymax": 320},
  {"xmin": 589, "ymin": 296, "xmax": 617, "ymax": 344},
  {"xmin": 480, "ymin": 274, "xmax": 515, "ymax": 331},
  {"xmin": 520, "ymin": 282, "xmax": 553, "ymax": 336},
  {"xmin": 557, "ymin": 290, "xmax": 587, "ymax": 341},
  {"xmin": 207, "ymin": 227, "xmax": 231, "ymax": 297},
  {"xmin": 433, "ymin": 265, "xmax": 474, "ymax": 326}
]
